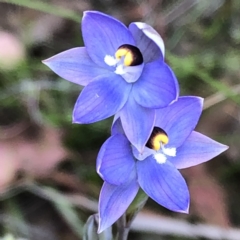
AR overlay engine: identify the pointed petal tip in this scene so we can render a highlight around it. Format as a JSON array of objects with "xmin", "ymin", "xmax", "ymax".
[
  {"xmin": 178, "ymin": 208, "xmax": 189, "ymax": 214},
  {"xmin": 72, "ymin": 115, "xmax": 77, "ymax": 124},
  {"xmin": 97, "ymin": 220, "xmax": 110, "ymax": 234},
  {"xmin": 97, "ymin": 224, "xmax": 109, "ymax": 234},
  {"xmin": 97, "ymin": 225, "xmax": 103, "ymax": 234},
  {"xmin": 72, "ymin": 114, "xmax": 84, "ymax": 124},
  {"xmin": 119, "ymin": 98, "xmax": 155, "ymax": 154},
  {"xmin": 41, "ymin": 58, "xmax": 49, "ymax": 65},
  {"xmin": 183, "ymin": 204, "xmax": 190, "ymax": 214},
  {"xmin": 220, "ymin": 144, "xmax": 229, "ymax": 152},
  {"xmin": 97, "ymin": 217, "xmax": 105, "ymax": 234},
  {"xmin": 175, "ymin": 201, "xmax": 189, "ymax": 214},
  {"xmin": 72, "ymin": 118, "xmax": 83, "ymax": 124},
  {"xmin": 42, "ymin": 54, "xmax": 55, "ymax": 63},
  {"xmin": 72, "ymin": 118, "xmax": 77, "ymax": 124},
  {"xmin": 41, "ymin": 56, "xmax": 56, "ymax": 68},
  {"xmin": 212, "ymin": 142, "xmax": 229, "ymax": 156}
]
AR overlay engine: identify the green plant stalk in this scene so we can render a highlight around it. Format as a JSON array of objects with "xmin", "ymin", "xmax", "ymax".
[{"xmin": 116, "ymin": 214, "xmax": 130, "ymax": 240}]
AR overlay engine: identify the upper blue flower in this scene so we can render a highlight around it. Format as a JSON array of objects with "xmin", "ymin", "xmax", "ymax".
[
  {"xmin": 96, "ymin": 96, "xmax": 228, "ymax": 232},
  {"xmin": 42, "ymin": 11, "xmax": 179, "ymax": 152}
]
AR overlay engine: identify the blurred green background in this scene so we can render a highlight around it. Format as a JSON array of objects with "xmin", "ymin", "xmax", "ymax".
[{"xmin": 0, "ymin": 0, "xmax": 239, "ymax": 239}]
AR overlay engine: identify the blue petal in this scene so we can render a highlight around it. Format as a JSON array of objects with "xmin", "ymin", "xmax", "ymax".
[
  {"xmin": 133, "ymin": 61, "xmax": 179, "ymax": 108},
  {"xmin": 98, "ymin": 181, "xmax": 139, "ymax": 233},
  {"xmin": 73, "ymin": 74, "xmax": 131, "ymax": 123},
  {"xmin": 155, "ymin": 96, "xmax": 203, "ymax": 148},
  {"xmin": 129, "ymin": 22, "xmax": 164, "ymax": 62},
  {"xmin": 119, "ymin": 95, "xmax": 156, "ymax": 152},
  {"xmin": 82, "ymin": 11, "xmax": 135, "ymax": 68},
  {"xmin": 170, "ymin": 131, "xmax": 228, "ymax": 169},
  {"xmin": 111, "ymin": 116, "xmax": 124, "ymax": 135},
  {"xmin": 97, "ymin": 134, "xmax": 136, "ymax": 185},
  {"xmin": 42, "ymin": 47, "xmax": 111, "ymax": 86},
  {"xmin": 137, "ymin": 155, "xmax": 189, "ymax": 213}
]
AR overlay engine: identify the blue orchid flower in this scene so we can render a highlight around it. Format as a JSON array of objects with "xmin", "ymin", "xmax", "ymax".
[
  {"xmin": 96, "ymin": 96, "xmax": 228, "ymax": 232},
  {"xmin": 42, "ymin": 11, "xmax": 179, "ymax": 152}
]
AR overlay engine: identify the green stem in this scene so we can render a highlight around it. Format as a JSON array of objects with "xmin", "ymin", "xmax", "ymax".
[
  {"xmin": 117, "ymin": 214, "xmax": 130, "ymax": 240},
  {"xmin": 0, "ymin": 0, "xmax": 81, "ymax": 22}
]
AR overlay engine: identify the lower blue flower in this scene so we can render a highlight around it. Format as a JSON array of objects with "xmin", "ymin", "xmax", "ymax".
[{"xmin": 97, "ymin": 96, "xmax": 228, "ymax": 232}]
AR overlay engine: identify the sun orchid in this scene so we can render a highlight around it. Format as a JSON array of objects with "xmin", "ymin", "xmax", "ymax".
[
  {"xmin": 96, "ymin": 96, "xmax": 228, "ymax": 233},
  {"xmin": 42, "ymin": 11, "xmax": 179, "ymax": 152}
]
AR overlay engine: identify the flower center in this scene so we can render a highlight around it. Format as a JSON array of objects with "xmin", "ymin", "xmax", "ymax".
[
  {"xmin": 146, "ymin": 127, "xmax": 169, "ymax": 151},
  {"xmin": 104, "ymin": 44, "xmax": 144, "ymax": 83},
  {"xmin": 141, "ymin": 127, "xmax": 177, "ymax": 164},
  {"xmin": 115, "ymin": 44, "xmax": 143, "ymax": 66},
  {"xmin": 132, "ymin": 127, "xmax": 176, "ymax": 163}
]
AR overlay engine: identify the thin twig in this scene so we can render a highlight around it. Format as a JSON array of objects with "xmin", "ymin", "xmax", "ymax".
[
  {"xmin": 203, "ymin": 84, "xmax": 240, "ymax": 110},
  {"xmin": 132, "ymin": 212, "xmax": 240, "ymax": 240},
  {"xmin": 164, "ymin": 0, "xmax": 198, "ymax": 25}
]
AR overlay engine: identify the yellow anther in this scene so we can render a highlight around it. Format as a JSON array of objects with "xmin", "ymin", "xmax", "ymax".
[
  {"xmin": 124, "ymin": 52, "xmax": 134, "ymax": 66},
  {"xmin": 115, "ymin": 48, "xmax": 134, "ymax": 66},
  {"xmin": 152, "ymin": 133, "xmax": 169, "ymax": 151},
  {"xmin": 115, "ymin": 48, "xmax": 128, "ymax": 60},
  {"xmin": 146, "ymin": 127, "xmax": 169, "ymax": 151},
  {"xmin": 115, "ymin": 44, "xmax": 143, "ymax": 67}
]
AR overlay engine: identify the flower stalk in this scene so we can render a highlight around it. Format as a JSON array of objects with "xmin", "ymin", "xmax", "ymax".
[{"xmin": 117, "ymin": 214, "xmax": 130, "ymax": 240}]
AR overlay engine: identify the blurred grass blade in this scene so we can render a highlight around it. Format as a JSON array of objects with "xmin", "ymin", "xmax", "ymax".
[
  {"xmin": 0, "ymin": 0, "xmax": 81, "ymax": 22},
  {"xmin": 30, "ymin": 185, "xmax": 84, "ymax": 238},
  {"xmin": 4, "ymin": 199, "xmax": 29, "ymax": 238}
]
